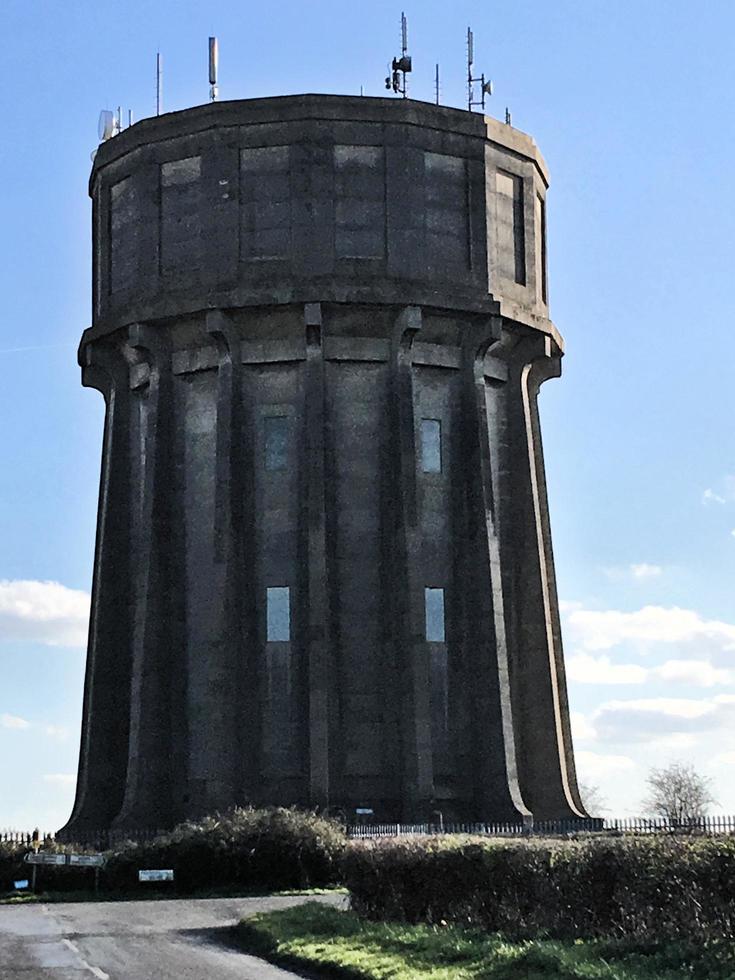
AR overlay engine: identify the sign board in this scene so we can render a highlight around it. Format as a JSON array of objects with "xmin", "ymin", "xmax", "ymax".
[
  {"xmin": 25, "ymin": 852, "xmax": 67, "ymax": 866},
  {"xmin": 355, "ymin": 808, "xmax": 374, "ymax": 815},
  {"xmin": 68, "ymin": 854, "xmax": 105, "ymax": 868},
  {"xmin": 138, "ymin": 869, "xmax": 174, "ymax": 882},
  {"xmin": 13, "ymin": 880, "xmax": 29, "ymax": 890}
]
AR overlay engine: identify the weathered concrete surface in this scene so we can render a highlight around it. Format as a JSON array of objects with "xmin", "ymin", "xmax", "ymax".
[
  {"xmin": 0, "ymin": 894, "xmax": 344, "ymax": 980},
  {"xmin": 61, "ymin": 95, "xmax": 586, "ymax": 837}
]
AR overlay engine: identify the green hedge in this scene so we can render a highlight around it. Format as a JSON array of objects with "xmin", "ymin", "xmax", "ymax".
[
  {"xmin": 342, "ymin": 835, "xmax": 735, "ymax": 941},
  {"xmin": 103, "ymin": 807, "xmax": 347, "ymax": 893}
]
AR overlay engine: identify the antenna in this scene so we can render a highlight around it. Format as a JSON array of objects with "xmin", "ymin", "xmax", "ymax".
[
  {"xmin": 505, "ymin": 107, "xmax": 512, "ymax": 126},
  {"xmin": 208, "ymin": 37, "xmax": 219, "ymax": 101},
  {"xmin": 129, "ymin": 109, "xmax": 134, "ymax": 128},
  {"xmin": 435, "ymin": 63, "xmax": 440, "ymax": 105},
  {"xmin": 385, "ymin": 11, "xmax": 412, "ymax": 98},
  {"xmin": 156, "ymin": 51, "xmax": 162, "ymax": 116},
  {"xmin": 97, "ymin": 110, "xmax": 118, "ymax": 142},
  {"xmin": 467, "ymin": 25, "xmax": 493, "ymax": 112}
]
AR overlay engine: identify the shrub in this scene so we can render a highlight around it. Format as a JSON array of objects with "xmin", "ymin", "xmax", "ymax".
[
  {"xmin": 103, "ymin": 807, "xmax": 347, "ymax": 893},
  {"xmin": 342, "ymin": 834, "xmax": 735, "ymax": 941}
]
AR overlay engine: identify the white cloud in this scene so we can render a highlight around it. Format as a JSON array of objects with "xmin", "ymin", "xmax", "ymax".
[
  {"xmin": 702, "ymin": 476, "xmax": 735, "ymax": 506},
  {"xmin": 44, "ymin": 725, "xmax": 70, "ymax": 740},
  {"xmin": 567, "ymin": 652, "xmax": 646, "ymax": 685},
  {"xmin": 703, "ymin": 488, "xmax": 726, "ymax": 505},
  {"xmin": 652, "ymin": 659, "xmax": 731, "ymax": 687},
  {"xmin": 601, "ymin": 563, "xmax": 663, "ymax": 584},
  {"xmin": 630, "ymin": 563, "xmax": 662, "ymax": 580},
  {"xmin": 591, "ymin": 695, "xmax": 735, "ymax": 744},
  {"xmin": 711, "ymin": 751, "xmax": 735, "ymax": 766},
  {"xmin": 570, "ymin": 710, "xmax": 597, "ymax": 743},
  {"xmin": 563, "ymin": 604, "xmax": 735, "ymax": 660},
  {"xmin": 0, "ymin": 579, "xmax": 89, "ymax": 647},
  {"xmin": 1, "ymin": 713, "xmax": 30, "ymax": 730},
  {"xmin": 575, "ymin": 750, "xmax": 637, "ymax": 778},
  {"xmin": 42, "ymin": 774, "xmax": 76, "ymax": 786}
]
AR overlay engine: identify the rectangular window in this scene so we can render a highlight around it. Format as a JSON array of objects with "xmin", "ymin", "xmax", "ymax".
[
  {"xmin": 424, "ymin": 152, "xmax": 469, "ymax": 276},
  {"xmin": 160, "ymin": 156, "xmax": 202, "ymax": 277},
  {"xmin": 264, "ymin": 416, "xmax": 289, "ymax": 471},
  {"xmin": 425, "ymin": 587, "xmax": 446, "ymax": 642},
  {"xmin": 267, "ymin": 587, "xmax": 290, "ymax": 641},
  {"xmin": 496, "ymin": 171, "xmax": 526, "ymax": 285},
  {"xmin": 536, "ymin": 193, "xmax": 548, "ymax": 304},
  {"xmin": 334, "ymin": 145, "xmax": 385, "ymax": 259},
  {"xmin": 420, "ymin": 419, "xmax": 442, "ymax": 473},
  {"xmin": 240, "ymin": 146, "xmax": 290, "ymax": 260}
]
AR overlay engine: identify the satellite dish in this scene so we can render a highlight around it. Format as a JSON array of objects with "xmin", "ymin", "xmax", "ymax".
[
  {"xmin": 482, "ymin": 80, "xmax": 493, "ymax": 97},
  {"xmin": 98, "ymin": 110, "xmax": 116, "ymax": 142}
]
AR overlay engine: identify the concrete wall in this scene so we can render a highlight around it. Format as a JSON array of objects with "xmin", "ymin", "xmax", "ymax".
[{"xmin": 60, "ymin": 96, "xmax": 584, "ymax": 836}]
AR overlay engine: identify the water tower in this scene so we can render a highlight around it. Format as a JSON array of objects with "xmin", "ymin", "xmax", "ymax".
[{"xmin": 60, "ymin": 94, "xmax": 586, "ymax": 838}]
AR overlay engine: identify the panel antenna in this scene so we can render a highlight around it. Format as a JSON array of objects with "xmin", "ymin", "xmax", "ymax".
[
  {"xmin": 467, "ymin": 26, "xmax": 493, "ymax": 112},
  {"xmin": 385, "ymin": 12, "xmax": 412, "ymax": 98}
]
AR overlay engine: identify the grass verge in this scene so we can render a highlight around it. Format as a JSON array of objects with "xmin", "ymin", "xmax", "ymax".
[{"xmin": 236, "ymin": 903, "xmax": 735, "ymax": 980}]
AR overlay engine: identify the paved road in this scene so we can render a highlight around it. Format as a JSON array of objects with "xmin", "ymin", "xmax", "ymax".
[{"xmin": 0, "ymin": 893, "xmax": 345, "ymax": 979}]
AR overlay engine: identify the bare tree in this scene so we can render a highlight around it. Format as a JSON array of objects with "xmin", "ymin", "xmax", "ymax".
[
  {"xmin": 578, "ymin": 781, "xmax": 608, "ymax": 814},
  {"xmin": 642, "ymin": 761, "xmax": 717, "ymax": 827}
]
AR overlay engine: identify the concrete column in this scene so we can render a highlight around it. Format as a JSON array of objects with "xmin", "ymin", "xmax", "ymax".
[
  {"xmin": 460, "ymin": 319, "xmax": 531, "ymax": 824},
  {"xmin": 59, "ymin": 345, "xmax": 133, "ymax": 839},
  {"xmin": 183, "ymin": 309, "xmax": 247, "ymax": 814},
  {"xmin": 508, "ymin": 333, "xmax": 586, "ymax": 819},
  {"xmin": 303, "ymin": 302, "xmax": 332, "ymax": 810},
  {"xmin": 112, "ymin": 323, "xmax": 176, "ymax": 831},
  {"xmin": 390, "ymin": 306, "xmax": 434, "ymax": 819}
]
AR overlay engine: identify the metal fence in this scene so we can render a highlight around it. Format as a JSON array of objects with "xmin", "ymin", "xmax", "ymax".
[
  {"xmin": 4, "ymin": 814, "xmax": 735, "ymax": 849},
  {"xmin": 346, "ymin": 815, "xmax": 735, "ymax": 839}
]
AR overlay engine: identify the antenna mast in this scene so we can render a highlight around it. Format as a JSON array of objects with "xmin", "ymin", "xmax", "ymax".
[
  {"xmin": 156, "ymin": 51, "xmax": 162, "ymax": 116},
  {"xmin": 435, "ymin": 63, "xmax": 440, "ymax": 105},
  {"xmin": 209, "ymin": 37, "xmax": 219, "ymax": 101},
  {"xmin": 467, "ymin": 26, "xmax": 492, "ymax": 112},
  {"xmin": 385, "ymin": 12, "xmax": 412, "ymax": 98}
]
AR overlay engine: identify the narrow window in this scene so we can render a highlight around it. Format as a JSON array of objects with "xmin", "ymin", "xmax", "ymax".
[
  {"xmin": 267, "ymin": 587, "xmax": 290, "ymax": 641},
  {"xmin": 421, "ymin": 419, "xmax": 442, "ymax": 473},
  {"xmin": 495, "ymin": 171, "xmax": 526, "ymax": 286},
  {"xmin": 425, "ymin": 588, "xmax": 446, "ymax": 642},
  {"xmin": 536, "ymin": 193, "xmax": 548, "ymax": 304},
  {"xmin": 264, "ymin": 416, "xmax": 289, "ymax": 471}
]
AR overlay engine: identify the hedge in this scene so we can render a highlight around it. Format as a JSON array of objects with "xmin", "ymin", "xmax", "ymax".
[
  {"xmin": 103, "ymin": 807, "xmax": 347, "ymax": 893},
  {"xmin": 342, "ymin": 834, "xmax": 735, "ymax": 941}
]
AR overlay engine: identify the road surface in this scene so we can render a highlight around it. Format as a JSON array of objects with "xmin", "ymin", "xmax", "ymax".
[{"xmin": 0, "ymin": 893, "xmax": 345, "ymax": 978}]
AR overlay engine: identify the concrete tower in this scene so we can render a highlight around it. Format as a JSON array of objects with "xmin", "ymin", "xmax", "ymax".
[{"xmin": 60, "ymin": 95, "xmax": 586, "ymax": 838}]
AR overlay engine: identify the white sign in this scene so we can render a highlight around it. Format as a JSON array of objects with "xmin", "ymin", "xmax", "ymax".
[
  {"xmin": 13, "ymin": 880, "xmax": 29, "ymax": 890},
  {"xmin": 138, "ymin": 869, "xmax": 174, "ymax": 882},
  {"xmin": 355, "ymin": 808, "xmax": 374, "ymax": 815},
  {"xmin": 25, "ymin": 852, "xmax": 67, "ymax": 866},
  {"xmin": 68, "ymin": 854, "xmax": 105, "ymax": 867}
]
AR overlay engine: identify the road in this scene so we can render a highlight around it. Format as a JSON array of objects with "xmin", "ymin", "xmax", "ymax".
[{"xmin": 0, "ymin": 893, "xmax": 345, "ymax": 979}]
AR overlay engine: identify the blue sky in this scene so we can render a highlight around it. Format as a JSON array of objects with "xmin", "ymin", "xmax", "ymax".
[{"xmin": 1, "ymin": 0, "xmax": 734, "ymax": 831}]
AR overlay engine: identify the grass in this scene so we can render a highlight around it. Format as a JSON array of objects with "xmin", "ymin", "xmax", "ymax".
[{"xmin": 236, "ymin": 903, "xmax": 735, "ymax": 980}]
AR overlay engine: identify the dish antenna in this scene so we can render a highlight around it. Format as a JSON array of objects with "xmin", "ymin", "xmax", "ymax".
[
  {"xmin": 209, "ymin": 37, "xmax": 219, "ymax": 101},
  {"xmin": 467, "ymin": 27, "xmax": 493, "ymax": 112},
  {"xmin": 97, "ymin": 110, "xmax": 118, "ymax": 142},
  {"xmin": 385, "ymin": 12, "xmax": 412, "ymax": 97}
]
